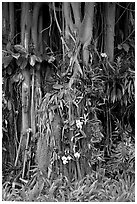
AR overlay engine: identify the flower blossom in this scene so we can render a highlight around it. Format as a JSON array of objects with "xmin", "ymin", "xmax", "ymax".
[
  {"xmin": 101, "ymin": 53, "xmax": 107, "ymax": 58},
  {"xmin": 74, "ymin": 152, "xmax": 80, "ymax": 159}
]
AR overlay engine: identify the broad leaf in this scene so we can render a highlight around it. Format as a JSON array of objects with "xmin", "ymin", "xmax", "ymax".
[
  {"xmin": 2, "ymin": 56, "xmax": 13, "ymax": 68},
  {"xmin": 53, "ymin": 84, "xmax": 63, "ymax": 89},
  {"xmin": 14, "ymin": 44, "xmax": 27, "ymax": 54}
]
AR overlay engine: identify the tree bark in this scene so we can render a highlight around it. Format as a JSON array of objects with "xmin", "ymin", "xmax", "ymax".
[
  {"xmin": 32, "ymin": 3, "xmax": 41, "ymax": 52},
  {"xmin": 80, "ymin": 2, "xmax": 94, "ymax": 66},
  {"xmin": 104, "ymin": 3, "xmax": 115, "ymax": 154},
  {"xmin": 104, "ymin": 2, "xmax": 115, "ymax": 62},
  {"xmin": 2, "ymin": 3, "xmax": 9, "ymax": 49},
  {"xmin": 9, "ymin": 2, "xmax": 14, "ymax": 41}
]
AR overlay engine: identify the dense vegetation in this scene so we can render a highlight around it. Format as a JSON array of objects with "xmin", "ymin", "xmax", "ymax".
[{"xmin": 2, "ymin": 2, "xmax": 135, "ymax": 201}]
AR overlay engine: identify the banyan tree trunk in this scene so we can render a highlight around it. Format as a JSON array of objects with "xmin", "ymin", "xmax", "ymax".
[
  {"xmin": 104, "ymin": 2, "xmax": 115, "ymax": 62},
  {"xmin": 104, "ymin": 2, "xmax": 115, "ymax": 153}
]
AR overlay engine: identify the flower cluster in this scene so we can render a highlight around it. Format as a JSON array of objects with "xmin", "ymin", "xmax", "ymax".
[
  {"xmin": 61, "ymin": 152, "xmax": 80, "ymax": 164},
  {"xmin": 101, "ymin": 53, "xmax": 107, "ymax": 58},
  {"xmin": 62, "ymin": 155, "xmax": 72, "ymax": 164}
]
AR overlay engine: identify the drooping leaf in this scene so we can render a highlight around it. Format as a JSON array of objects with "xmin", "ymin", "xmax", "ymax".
[{"xmin": 14, "ymin": 44, "xmax": 27, "ymax": 54}]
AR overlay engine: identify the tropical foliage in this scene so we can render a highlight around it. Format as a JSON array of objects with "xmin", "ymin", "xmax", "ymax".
[{"xmin": 2, "ymin": 2, "xmax": 135, "ymax": 202}]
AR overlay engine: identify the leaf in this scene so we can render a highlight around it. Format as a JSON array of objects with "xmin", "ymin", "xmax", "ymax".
[
  {"xmin": 35, "ymin": 56, "xmax": 42, "ymax": 63},
  {"xmin": 75, "ymin": 60, "xmax": 83, "ymax": 76},
  {"xmin": 59, "ymin": 100, "xmax": 63, "ymax": 110},
  {"xmin": 131, "ymin": 83, "xmax": 134, "ymax": 95},
  {"xmin": 14, "ymin": 44, "xmax": 27, "ymax": 54},
  {"xmin": 49, "ymin": 110, "xmax": 53, "ymax": 122},
  {"xmin": 11, "ymin": 73, "xmax": 24, "ymax": 83},
  {"xmin": 11, "ymin": 53, "xmax": 20, "ymax": 59},
  {"xmin": 6, "ymin": 42, "xmax": 12, "ymax": 51},
  {"xmin": 128, "ymin": 80, "xmax": 132, "ymax": 95},
  {"xmin": 59, "ymin": 190, "xmax": 65, "ymax": 202},
  {"xmin": 16, "ymin": 57, "xmax": 22, "ymax": 67},
  {"xmin": 122, "ymin": 43, "xmax": 130, "ymax": 53},
  {"xmin": 53, "ymin": 84, "xmax": 63, "ymax": 89},
  {"xmin": 128, "ymin": 39, "xmax": 135, "ymax": 48},
  {"xmin": 48, "ymin": 163, "xmax": 53, "ymax": 179},
  {"xmin": 121, "ymin": 84, "xmax": 125, "ymax": 95},
  {"xmin": 16, "ymin": 56, "xmax": 28, "ymax": 69},
  {"xmin": 2, "ymin": 56, "xmax": 13, "ymax": 68},
  {"xmin": 118, "ymin": 44, "xmax": 122, "ymax": 50},
  {"xmin": 58, "ymin": 90, "xmax": 64, "ymax": 99},
  {"xmin": 7, "ymin": 66, "xmax": 12, "ymax": 75},
  {"xmin": 29, "ymin": 55, "xmax": 37, "ymax": 67},
  {"xmin": 48, "ymin": 55, "xmax": 55, "ymax": 63},
  {"xmin": 116, "ymin": 192, "xmax": 127, "ymax": 202},
  {"xmin": 111, "ymin": 87, "xmax": 116, "ymax": 103},
  {"xmin": 7, "ymin": 101, "xmax": 12, "ymax": 111},
  {"xmin": 129, "ymin": 12, "xmax": 134, "ymax": 27},
  {"xmin": 117, "ymin": 88, "xmax": 122, "ymax": 100}
]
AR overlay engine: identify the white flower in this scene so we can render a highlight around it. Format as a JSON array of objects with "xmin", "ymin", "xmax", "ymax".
[
  {"xmin": 67, "ymin": 155, "xmax": 72, "ymax": 160},
  {"xmin": 63, "ymin": 159, "xmax": 68, "ymax": 164},
  {"xmin": 62, "ymin": 156, "xmax": 67, "ymax": 161},
  {"xmin": 101, "ymin": 53, "xmax": 107, "ymax": 58},
  {"xmin": 76, "ymin": 119, "xmax": 83, "ymax": 129},
  {"xmin": 74, "ymin": 152, "xmax": 80, "ymax": 159},
  {"xmin": 62, "ymin": 156, "xmax": 68, "ymax": 164}
]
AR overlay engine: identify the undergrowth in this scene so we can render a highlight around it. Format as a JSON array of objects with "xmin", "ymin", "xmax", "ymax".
[{"xmin": 2, "ymin": 171, "xmax": 135, "ymax": 202}]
